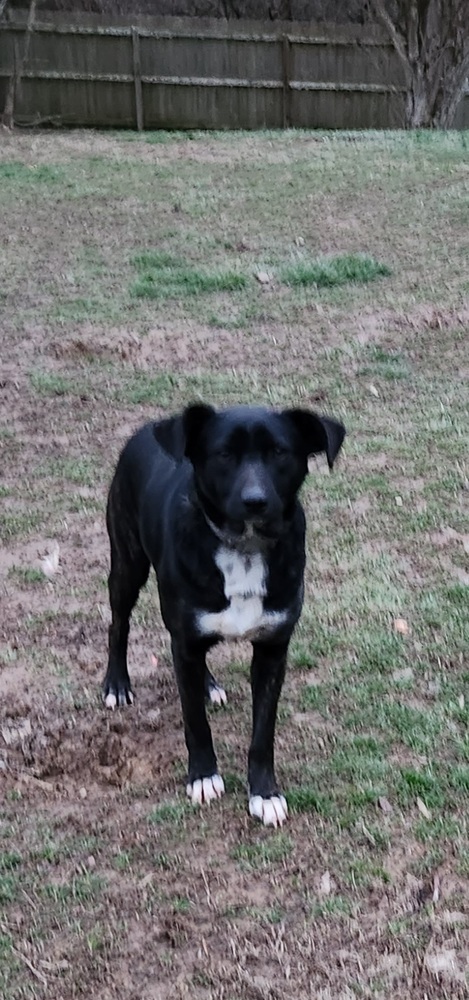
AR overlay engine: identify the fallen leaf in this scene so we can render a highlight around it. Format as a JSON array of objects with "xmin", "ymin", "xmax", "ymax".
[
  {"xmin": 458, "ymin": 694, "xmax": 465, "ymax": 709},
  {"xmin": 255, "ymin": 270, "xmax": 272, "ymax": 285},
  {"xmin": 139, "ymin": 872, "xmax": 154, "ymax": 888},
  {"xmin": 393, "ymin": 617, "xmax": 409, "ymax": 635},
  {"xmin": 368, "ymin": 384, "xmax": 379, "ymax": 397},
  {"xmin": 417, "ymin": 797, "xmax": 432, "ymax": 820},
  {"xmin": 143, "ymin": 708, "xmax": 161, "ymax": 731},
  {"xmin": 2, "ymin": 719, "xmax": 32, "ymax": 746},
  {"xmin": 19, "ymin": 773, "xmax": 54, "ymax": 792},
  {"xmin": 318, "ymin": 871, "xmax": 332, "ymax": 895},
  {"xmin": 432, "ymin": 873, "xmax": 440, "ymax": 904},
  {"xmin": 424, "ymin": 949, "xmax": 464, "ymax": 980},
  {"xmin": 442, "ymin": 910, "xmax": 466, "ymax": 925},
  {"xmin": 40, "ymin": 540, "xmax": 60, "ymax": 578},
  {"xmin": 392, "ymin": 667, "xmax": 413, "ymax": 683},
  {"xmin": 395, "ymin": 495, "xmax": 403, "ymax": 507},
  {"xmin": 378, "ymin": 796, "xmax": 393, "ymax": 814},
  {"xmin": 40, "ymin": 960, "xmax": 70, "ymax": 972}
]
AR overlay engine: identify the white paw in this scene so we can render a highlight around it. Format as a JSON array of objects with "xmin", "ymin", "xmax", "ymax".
[
  {"xmin": 208, "ymin": 684, "xmax": 227, "ymax": 707},
  {"xmin": 249, "ymin": 794, "xmax": 288, "ymax": 827},
  {"xmin": 186, "ymin": 774, "xmax": 225, "ymax": 806},
  {"xmin": 104, "ymin": 690, "xmax": 133, "ymax": 709}
]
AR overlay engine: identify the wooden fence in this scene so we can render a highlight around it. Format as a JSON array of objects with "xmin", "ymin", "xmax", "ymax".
[{"xmin": 1, "ymin": 11, "xmax": 468, "ymax": 130}]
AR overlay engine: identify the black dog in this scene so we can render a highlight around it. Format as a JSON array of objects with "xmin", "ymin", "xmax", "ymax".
[{"xmin": 103, "ymin": 405, "xmax": 345, "ymax": 826}]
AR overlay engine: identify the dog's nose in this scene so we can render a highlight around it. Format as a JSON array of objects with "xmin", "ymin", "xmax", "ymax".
[{"xmin": 242, "ymin": 490, "xmax": 268, "ymax": 514}]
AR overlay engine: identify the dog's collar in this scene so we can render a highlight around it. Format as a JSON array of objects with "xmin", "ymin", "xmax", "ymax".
[{"xmin": 203, "ymin": 514, "xmax": 277, "ymax": 553}]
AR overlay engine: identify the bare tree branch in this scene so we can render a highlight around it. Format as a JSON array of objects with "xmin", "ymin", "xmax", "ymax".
[
  {"xmin": 22, "ymin": 0, "xmax": 37, "ymax": 68},
  {"xmin": 368, "ymin": 0, "xmax": 411, "ymax": 79},
  {"xmin": 2, "ymin": 0, "xmax": 37, "ymax": 126}
]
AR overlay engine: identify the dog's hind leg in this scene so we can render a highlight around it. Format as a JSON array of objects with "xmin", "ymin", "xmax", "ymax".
[
  {"xmin": 103, "ymin": 491, "xmax": 150, "ymax": 709},
  {"xmin": 204, "ymin": 668, "xmax": 227, "ymax": 708}
]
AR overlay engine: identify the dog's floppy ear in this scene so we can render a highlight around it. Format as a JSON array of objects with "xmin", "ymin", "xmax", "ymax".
[
  {"xmin": 284, "ymin": 409, "xmax": 345, "ymax": 469},
  {"xmin": 152, "ymin": 415, "xmax": 186, "ymax": 461},
  {"xmin": 183, "ymin": 403, "xmax": 216, "ymax": 462}
]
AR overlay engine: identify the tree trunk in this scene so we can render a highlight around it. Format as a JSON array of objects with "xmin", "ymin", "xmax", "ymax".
[
  {"xmin": 370, "ymin": 0, "xmax": 469, "ymax": 129},
  {"xmin": 431, "ymin": 64, "xmax": 469, "ymax": 128},
  {"xmin": 405, "ymin": 68, "xmax": 433, "ymax": 128}
]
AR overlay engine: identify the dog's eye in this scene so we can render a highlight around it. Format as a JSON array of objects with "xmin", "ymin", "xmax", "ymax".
[
  {"xmin": 217, "ymin": 450, "xmax": 231, "ymax": 460},
  {"xmin": 274, "ymin": 445, "xmax": 287, "ymax": 457}
]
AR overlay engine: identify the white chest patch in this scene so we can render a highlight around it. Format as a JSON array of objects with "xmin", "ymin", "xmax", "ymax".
[{"xmin": 197, "ymin": 546, "xmax": 287, "ymax": 641}]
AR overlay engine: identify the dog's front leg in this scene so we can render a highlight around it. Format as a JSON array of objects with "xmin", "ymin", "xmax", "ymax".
[
  {"xmin": 248, "ymin": 638, "xmax": 289, "ymax": 827},
  {"xmin": 171, "ymin": 637, "xmax": 225, "ymax": 807}
]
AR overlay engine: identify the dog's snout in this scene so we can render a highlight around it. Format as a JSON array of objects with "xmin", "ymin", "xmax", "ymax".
[{"xmin": 241, "ymin": 489, "xmax": 268, "ymax": 514}]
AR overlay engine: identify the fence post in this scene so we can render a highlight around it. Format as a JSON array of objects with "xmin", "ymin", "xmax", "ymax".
[
  {"xmin": 132, "ymin": 26, "xmax": 144, "ymax": 131},
  {"xmin": 282, "ymin": 35, "xmax": 291, "ymax": 128}
]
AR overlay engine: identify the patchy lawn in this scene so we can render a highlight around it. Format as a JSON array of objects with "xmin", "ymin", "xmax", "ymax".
[{"xmin": 0, "ymin": 127, "xmax": 468, "ymax": 1000}]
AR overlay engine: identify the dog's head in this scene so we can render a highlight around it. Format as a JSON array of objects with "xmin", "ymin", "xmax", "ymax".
[{"xmin": 154, "ymin": 404, "xmax": 345, "ymax": 541}]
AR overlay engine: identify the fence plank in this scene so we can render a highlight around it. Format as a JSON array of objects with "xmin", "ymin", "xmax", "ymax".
[
  {"xmin": 132, "ymin": 27, "xmax": 143, "ymax": 130},
  {"xmin": 281, "ymin": 35, "xmax": 291, "ymax": 128}
]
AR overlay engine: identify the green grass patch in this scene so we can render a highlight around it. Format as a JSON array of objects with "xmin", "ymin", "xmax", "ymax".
[
  {"xmin": 280, "ymin": 253, "xmax": 390, "ymax": 289},
  {"xmin": 8, "ymin": 566, "xmax": 46, "ymax": 586},
  {"xmin": 30, "ymin": 371, "xmax": 80, "ymax": 396},
  {"xmin": 300, "ymin": 684, "xmax": 329, "ymax": 714},
  {"xmin": 396, "ymin": 767, "xmax": 446, "ymax": 810},
  {"xmin": 52, "ymin": 297, "xmax": 102, "ymax": 322},
  {"xmin": 0, "ymin": 161, "xmax": 64, "ymax": 185},
  {"xmin": 0, "ymin": 874, "xmax": 20, "ymax": 904},
  {"xmin": 132, "ymin": 267, "xmax": 247, "ymax": 300},
  {"xmin": 131, "ymin": 249, "xmax": 247, "ymax": 300},
  {"xmin": 36, "ymin": 457, "xmax": 101, "ymax": 488},
  {"xmin": 42, "ymin": 873, "xmax": 105, "ymax": 903},
  {"xmin": 0, "ymin": 510, "xmax": 43, "ymax": 542},
  {"xmin": 361, "ymin": 345, "xmax": 411, "ymax": 381},
  {"xmin": 0, "ymin": 851, "xmax": 22, "ymax": 871},
  {"xmin": 231, "ymin": 834, "xmax": 293, "ymax": 870},
  {"xmin": 287, "ymin": 786, "xmax": 332, "ymax": 816},
  {"xmin": 345, "ymin": 859, "xmax": 391, "ymax": 889},
  {"xmin": 311, "ymin": 896, "xmax": 353, "ymax": 919},
  {"xmin": 148, "ymin": 800, "xmax": 189, "ymax": 825}
]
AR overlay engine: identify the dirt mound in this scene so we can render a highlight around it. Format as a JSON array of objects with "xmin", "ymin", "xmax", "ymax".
[{"xmin": 1, "ymin": 673, "xmax": 184, "ymax": 796}]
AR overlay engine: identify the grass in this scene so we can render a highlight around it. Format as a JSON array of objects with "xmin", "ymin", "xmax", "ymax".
[
  {"xmin": 148, "ymin": 800, "xmax": 189, "ymax": 825},
  {"xmin": 1, "ymin": 128, "xmax": 468, "ymax": 1000},
  {"xmin": 132, "ymin": 266, "xmax": 247, "ymax": 300},
  {"xmin": 0, "ymin": 162, "xmax": 64, "ymax": 184},
  {"xmin": 231, "ymin": 834, "xmax": 293, "ymax": 870},
  {"xmin": 279, "ymin": 253, "xmax": 391, "ymax": 288},
  {"xmin": 8, "ymin": 566, "xmax": 46, "ymax": 586},
  {"xmin": 130, "ymin": 246, "xmax": 247, "ymax": 300},
  {"xmin": 130, "ymin": 249, "xmax": 389, "ymax": 301}
]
